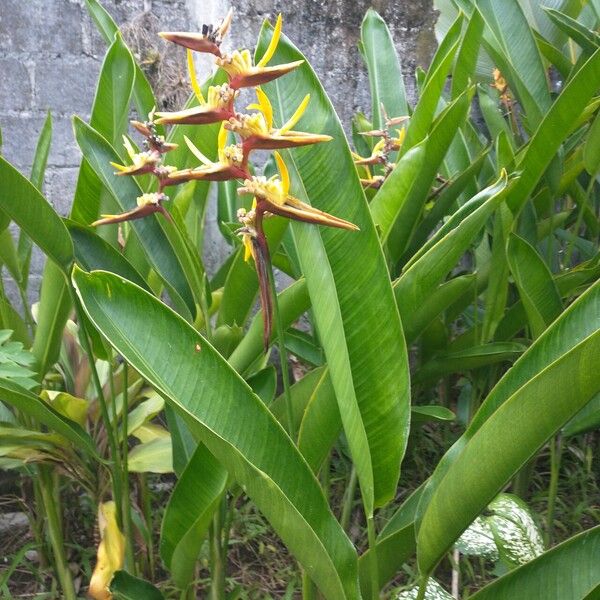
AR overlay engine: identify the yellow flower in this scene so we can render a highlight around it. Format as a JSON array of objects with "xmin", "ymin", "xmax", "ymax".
[
  {"xmin": 237, "ymin": 198, "xmax": 258, "ymax": 262},
  {"xmin": 227, "ymin": 87, "xmax": 332, "ymax": 158},
  {"xmin": 154, "ymin": 51, "xmax": 238, "ymax": 125},
  {"xmin": 159, "ymin": 9, "xmax": 233, "ymax": 57},
  {"xmin": 88, "ymin": 501, "xmax": 125, "ymax": 600},
  {"xmin": 167, "ymin": 123, "xmax": 249, "ymax": 184},
  {"xmin": 238, "ymin": 152, "xmax": 359, "ymax": 230},
  {"xmin": 155, "ymin": 83, "xmax": 237, "ymax": 126},
  {"xmin": 216, "ymin": 15, "xmax": 303, "ymax": 89},
  {"xmin": 92, "ymin": 193, "xmax": 170, "ymax": 227},
  {"xmin": 110, "ymin": 135, "xmax": 161, "ymax": 176}
]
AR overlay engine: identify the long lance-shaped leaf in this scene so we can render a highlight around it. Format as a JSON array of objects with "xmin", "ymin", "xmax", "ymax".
[
  {"xmin": 66, "ymin": 221, "xmax": 148, "ymax": 290},
  {"xmin": 401, "ymin": 14, "xmax": 463, "ymax": 154},
  {"xmin": 73, "ymin": 118, "xmax": 196, "ymax": 317},
  {"xmin": 359, "ymin": 9, "xmax": 408, "ymax": 131},
  {"xmin": 413, "ymin": 342, "xmax": 526, "ymax": 385},
  {"xmin": 394, "ymin": 171, "xmax": 508, "ymax": 320},
  {"xmin": 72, "ymin": 268, "xmax": 360, "ymax": 600},
  {"xmin": 259, "ymin": 26, "xmax": 410, "ymax": 512},
  {"xmin": 506, "ymin": 233, "xmax": 562, "ymax": 338},
  {"xmin": 160, "ymin": 443, "xmax": 227, "ymax": 589},
  {"xmin": 477, "ymin": 0, "xmax": 551, "ymax": 128},
  {"xmin": 20, "ymin": 111, "xmax": 53, "ymax": 283},
  {"xmin": 71, "ymin": 34, "xmax": 135, "ymax": 226},
  {"xmin": 83, "ymin": 0, "xmax": 158, "ymax": 125},
  {"xmin": 0, "ymin": 157, "xmax": 73, "ymax": 270},
  {"xmin": 451, "ymin": 8, "xmax": 484, "ymax": 99},
  {"xmin": 470, "ymin": 527, "xmax": 600, "ymax": 599},
  {"xmin": 416, "ymin": 279, "xmax": 600, "ymax": 574},
  {"xmin": 33, "ymin": 36, "xmax": 135, "ymax": 376},
  {"xmin": 387, "ymin": 89, "xmax": 473, "ymax": 262},
  {"xmin": 507, "ymin": 46, "xmax": 600, "ymax": 214}
]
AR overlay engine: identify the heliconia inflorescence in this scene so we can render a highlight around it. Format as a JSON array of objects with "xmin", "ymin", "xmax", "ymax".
[{"xmin": 94, "ymin": 9, "xmax": 358, "ymax": 348}]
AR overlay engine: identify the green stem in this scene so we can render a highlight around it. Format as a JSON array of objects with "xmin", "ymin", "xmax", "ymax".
[
  {"xmin": 120, "ymin": 362, "xmax": 136, "ymax": 573},
  {"xmin": 565, "ymin": 177, "xmax": 595, "ymax": 267},
  {"xmin": 366, "ymin": 515, "xmax": 379, "ymax": 600},
  {"xmin": 545, "ymin": 435, "xmax": 562, "ymax": 546},
  {"xmin": 17, "ymin": 283, "xmax": 35, "ymax": 337},
  {"xmin": 209, "ymin": 509, "xmax": 226, "ymax": 600},
  {"xmin": 340, "ymin": 466, "xmax": 358, "ymax": 532},
  {"xmin": 416, "ymin": 575, "xmax": 430, "ymax": 600},
  {"xmin": 39, "ymin": 466, "xmax": 76, "ymax": 600},
  {"xmin": 69, "ymin": 287, "xmax": 123, "ymax": 520},
  {"xmin": 266, "ymin": 264, "xmax": 295, "ymax": 437},
  {"xmin": 139, "ymin": 473, "xmax": 155, "ymax": 580}
]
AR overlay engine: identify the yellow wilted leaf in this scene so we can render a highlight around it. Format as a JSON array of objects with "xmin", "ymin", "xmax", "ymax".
[{"xmin": 88, "ymin": 501, "xmax": 125, "ymax": 600}]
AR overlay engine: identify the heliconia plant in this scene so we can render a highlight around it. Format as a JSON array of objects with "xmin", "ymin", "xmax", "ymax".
[{"xmin": 0, "ymin": 0, "xmax": 600, "ymax": 598}]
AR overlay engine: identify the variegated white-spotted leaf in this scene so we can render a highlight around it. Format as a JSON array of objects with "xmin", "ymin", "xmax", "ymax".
[
  {"xmin": 486, "ymin": 493, "xmax": 544, "ymax": 568},
  {"xmin": 396, "ymin": 579, "xmax": 453, "ymax": 600},
  {"xmin": 455, "ymin": 516, "xmax": 499, "ymax": 560}
]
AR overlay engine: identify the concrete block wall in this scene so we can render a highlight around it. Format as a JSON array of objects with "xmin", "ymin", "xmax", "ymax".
[{"xmin": 0, "ymin": 0, "xmax": 436, "ymax": 299}]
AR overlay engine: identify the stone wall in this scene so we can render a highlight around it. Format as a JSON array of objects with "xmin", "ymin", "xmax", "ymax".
[{"xmin": 0, "ymin": 0, "xmax": 436, "ymax": 295}]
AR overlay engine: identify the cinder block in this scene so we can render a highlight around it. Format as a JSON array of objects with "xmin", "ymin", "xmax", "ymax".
[
  {"xmin": 0, "ymin": 115, "xmax": 45, "ymax": 170},
  {"xmin": 44, "ymin": 166, "xmax": 79, "ymax": 216},
  {"xmin": 0, "ymin": 0, "xmax": 82, "ymax": 55},
  {"xmin": 34, "ymin": 57, "xmax": 101, "ymax": 115},
  {"xmin": 0, "ymin": 58, "xmax": 32, "ymax": 111}
]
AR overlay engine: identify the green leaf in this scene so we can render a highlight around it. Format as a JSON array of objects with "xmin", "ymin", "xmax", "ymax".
[
  {"xmin": 0, "ymin": 379, "xmax": 97, "ymax": 458},
  {"xmin": 414, "ymin": 342, "xmax": 526, "ymax": 385},
  {"xmin": 260, "ymin": 27, "xmax": 410, "ymax": 512},
  {"xmin": 20, "ymin": 110, "xmax": 53, "ymax": 283},
  {"xmin": 402, "ymin": 15, "xmax": 463, "ymax": 153},
  {"xmin": 544, "ymin": 8, "xmax": 600, "ymax": 55},
  {"xmin": 160, "ymin": 443, "xmax": 227, "ymax": 589},
  {"xmin": 370, "ymin": 141, "xmax": 427, "ymax": 244},
  {"xmin": 402, "ymin": 274, "xmax": 476, "ymax": 344},
  {"xmin": 73, "ymin": 268, "xmax": 359, "ymax": 600},
  {"xmin": 31, "ymin": 261, "xmax": 72, "ymax": 376},
  {"xmin": 67, "ymin": 221, "xmax": 149, "ymax": 290},
  {"xmin": 416, "ymin": 279, "xmax": 600, "ymax": 574},
  {"xmin": 83, "ymin": 0, "xmax": 158, "ymax": 124},
  {"xmin": 109, "ymin": 570, "xmax": 164, "ymax": 600},
  {"xmin": 477, "ymin": 0, "xmax": 551, "ymax": 127},
  {"xmin": 0, "ymin": 157, "xmax": 73, "ymax": 269},
  {"xmin": 29, "ymin": 111, "xmax": 52, "ymax": 191},
  {"xmin": 562, "ymin": 391, "xmax": 600, "ymax": 437},
  {"xmin": 395, "ymin": 172, "xmax": 508, "ymax": 321},
  {"xmin": 411, "ymin": 405, "xmax": 456, "ymax": 423},
  {"xmin": 388, "ymin": 90, "xmax": 473, "ymax": 262},
  {"xmin": 470, "ymin": 527, "xmax": 600, "ymax": 599},
  {"xmin": 584, "ymin": 109, "xmax": 600, "ymax": 174},
  {"xmin": 451, "ymin": 9, "xmax": 484, "ymax": 99},
  {"xmin": 128, "ymin": 438, "xmax": 172, "ymax": 473},
  {"xmin": 506, "ymin": 234, "xmax": 562, "ymax": 338},
  {"xmin": 507, "ymin": 47, "xmax": 600, "ymax": 214},
  {"xmin": 297, "ymin": 368, "xmax": 340, "ymax": 472},
  {"xmin": 360, "ymin": 9, "xmax": 408, "ymax": 130},
  {"xmin": 71, "ymin": 34, "xmax": 135, "ymax": 225},
  {"xmin": 73, "ymin": 118, "xmax": 195, "ymax": 317}
]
